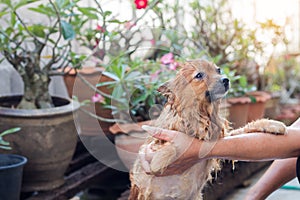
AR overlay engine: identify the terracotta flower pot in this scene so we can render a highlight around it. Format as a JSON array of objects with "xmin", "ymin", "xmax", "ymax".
[
  {"xmin": 246, "ymin": 91, "xmax": 271, "ymax": 122},
  {"xmin": 264, "ymin": 92, "xmax": 281, "ymax": 119},
  {"xmin": 115, "ymin": 132, "xmax": 147, "ymax": 170},
  {"xmin": 110, "ymin": 121, "xmax": 151, "ymax": 170},
  {"xmin": 227, "ymin": 91, "xmax": 271, "ymax": 128},
  {"xmin": 227, "ymin": 96, "xmax": 251, "ymax": 129},
  {"xmin": 63, "ymin": 67, "xmax": 114, "ymax": 138}
]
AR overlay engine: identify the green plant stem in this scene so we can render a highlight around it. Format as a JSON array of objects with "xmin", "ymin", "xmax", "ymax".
[
  {"xmin": 44, "ymin": 0, "xmax": 63, "ymax": 72},
  {"xmin": 79, "ymin": 107, "xmax": 127, "ymax": 123},
  {"xmin": 77, "ymin": 72, "xmax": 124, "ymax": 104}
]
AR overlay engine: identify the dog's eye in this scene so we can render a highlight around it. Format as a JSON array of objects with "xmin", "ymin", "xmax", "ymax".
[
  {"xmin": 216, "ymin": 68, "xmax": 222, "ymax": 74},
  {"xmin": 195, "ymin": 72, "xmax": 205, "ymax": 79}
]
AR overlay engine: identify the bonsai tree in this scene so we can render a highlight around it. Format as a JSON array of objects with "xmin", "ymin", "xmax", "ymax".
[{"xmin": 0, "ymin": 0, "xmax": 97, "ymax": 109}]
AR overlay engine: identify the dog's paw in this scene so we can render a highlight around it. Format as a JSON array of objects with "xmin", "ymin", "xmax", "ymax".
[
  {"xmin": 228, "ymin": 127, "xmax": 245, "ymax": 136},
  {"xmin": 266, "ymin": 120, "xmax": 287, "ymax": 135},
  {"xmin": 229, "ymin": 119, "xmax": 287, "ymax": 135},
  {"xmin": 150, "ymin": 144, "xmax": 177, "ymax": 174},
  {"xmin": 244, "ymin": 119, "xmax": 287, "ymax": 135}
]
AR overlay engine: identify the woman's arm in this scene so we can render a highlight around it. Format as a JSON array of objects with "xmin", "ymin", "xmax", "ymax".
[
  {"xmin": 244, "ymin": 118, "xmax": 300, "ymax": 200},
  {"xmin": 142, "ymin": 118, "xmax": 300, "ymax": 175},
  {"xmin": 208, "ymin": 127, "xmax": 300, "ymax": 161},
  {"xmin": 208, "ymin": 118, "xmax": 300, "ymax": 161},
  {"xmin": 244, "ymin": 158, "xmax": 297, "ymax": 200}
]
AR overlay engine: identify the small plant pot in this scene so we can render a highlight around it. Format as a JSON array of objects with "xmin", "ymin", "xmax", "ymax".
[
  {"xmin": 64, "ymin": 67, "xmax": 114, "ymax": 138},
  {"xmin": 111, "ymin": 121, "xmax": 151, "ymax": 170},
  {"xmin": 264, "ymin": 93, "xmax": 281, "ymax": 119},
  {"xmin": 0, "ymin": 154, "xmax": 27, "ymax": 200},
  {"xmin": 246, "ymin": 91, "xmax": 271, "ymax": 122},
  {"xmin": 227, "ymin": 96, "xmax": 251, "ymax": 129}
]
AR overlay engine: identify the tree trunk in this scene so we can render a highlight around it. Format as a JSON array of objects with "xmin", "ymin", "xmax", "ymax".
[{"xmin": 18, "ymin": 72, "xmax": 53, "ymax": 109}]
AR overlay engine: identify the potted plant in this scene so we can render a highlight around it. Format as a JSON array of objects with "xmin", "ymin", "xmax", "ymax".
[
  {"xmin": 100, "ymin": 54, "xmax": 177, "ymax": 169},
  {"xmin": 0, "ymin": 0, "xmax": 98, "ymax": 191},
  {"xmin": 264, "ymin": 53, "xmax": 300, "ymax": 124},
  {"xmin": 0, "ymin": 127, "xmax": 27, "ymax": 200}
]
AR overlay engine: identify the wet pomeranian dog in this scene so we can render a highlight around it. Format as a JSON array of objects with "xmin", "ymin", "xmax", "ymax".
[{"xmin": 129, "ymin": 60, "xmax": 286, "ymax": 200}]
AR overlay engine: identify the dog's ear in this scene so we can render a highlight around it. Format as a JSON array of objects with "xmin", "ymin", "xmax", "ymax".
[
  {"xmin": 158, "ymin": 81, "xmax": 175, "ymax": 104},
  {"xmin": 157, "ymin": 81, "xmax": 171, "ymax": 94}
]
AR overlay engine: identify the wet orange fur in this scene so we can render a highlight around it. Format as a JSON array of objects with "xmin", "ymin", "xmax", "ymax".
[
  {"xmin": 129, "ymin": 60, "xmax": 287, "ymax": 200},
  {"xmin": 129, "ymin": 60, "xmax": 228, "ymax": 200}
]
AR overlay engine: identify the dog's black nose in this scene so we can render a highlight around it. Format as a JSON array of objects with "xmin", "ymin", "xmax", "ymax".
[{"xmin": 222, "ymin": 77, "xmax": 229, "ymax": 90}]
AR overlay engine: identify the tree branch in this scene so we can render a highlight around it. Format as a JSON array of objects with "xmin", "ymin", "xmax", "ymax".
[
  {"xmin": 13, "ymin": 9, "xmax": 40, "ymax": 43},
  {"xmin": 44, "ymin": 0, "xmax": 63, "ymax": 72}
]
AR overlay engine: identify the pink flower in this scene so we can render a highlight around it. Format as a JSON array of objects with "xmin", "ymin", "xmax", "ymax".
[
  {"xmin": 91, "ymin": 93, "xmax": 105, "ymax": 103},
  {"xmin": 134, "ymin": 0, "xmax": 148, "ymax": 9},
  {"xmin": 124, "ymin": 21, "xmax": 136, "ymax": 30},
  {"xmin": 160, "ymin": 53, "xmax": 174, "ymax": 65},
  {"xmin": 150, "ymin": 70, "xmax": 162, "ymax": 81},
  {"xmin": 284, "ymin": 54, "xmax": 291, "ymax": 60},
  {"xmin": 96, "ymin": 25, "xmax": 105, "ymax": 33},
  {"xmin": 150, "ymin": 39, "xmax": 155, "ymax": 46},
  {"xmin": 168, "ymin": 62, "xmax": 178, "ymax": 70}
]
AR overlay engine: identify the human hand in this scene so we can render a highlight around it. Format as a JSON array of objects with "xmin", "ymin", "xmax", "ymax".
[{"xmin": 139, "ymin": 125, "xmax": 209, "ymax": 176}]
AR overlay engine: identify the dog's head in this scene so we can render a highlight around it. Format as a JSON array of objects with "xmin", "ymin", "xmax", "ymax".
[
  {"xmin": 158, "ymin": 59, "xmax": 229, "ymax": 139},
  {"xmin": 159, "ymin": 59, "xmax": 229, "ymax": 106}
]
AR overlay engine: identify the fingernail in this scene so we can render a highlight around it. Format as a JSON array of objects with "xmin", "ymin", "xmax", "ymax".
[{"xmin": 141, "ymin": 125, "xmax": 155, "ymax": 132}]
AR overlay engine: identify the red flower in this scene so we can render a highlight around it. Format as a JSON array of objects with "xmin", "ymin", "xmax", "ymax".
[{"xmin": 134, "ymin": 0, "xmax": 148, "ymax": 9}]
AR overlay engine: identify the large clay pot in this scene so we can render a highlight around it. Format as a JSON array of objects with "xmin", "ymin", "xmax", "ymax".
[
  {"xmin": 110, "ymin": 121, "xmax": 151, "ymax": 170},
  {"xmin": 115, "ymin": 132, "xmax": 147, "ymax": 170},
  {"xmin": 0, "ymin": 95, "xmax": 80, "ymax": 192}
]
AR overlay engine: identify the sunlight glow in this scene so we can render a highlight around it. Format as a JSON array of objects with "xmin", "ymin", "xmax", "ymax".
[{"xmin": 231, "ymin": 0, "xmax": 299, "ymax": 51}]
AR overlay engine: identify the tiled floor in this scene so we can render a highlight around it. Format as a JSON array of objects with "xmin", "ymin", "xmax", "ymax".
[{"xmin": 224, "ymin": 167, "xmax": 300, "ymax": 200}]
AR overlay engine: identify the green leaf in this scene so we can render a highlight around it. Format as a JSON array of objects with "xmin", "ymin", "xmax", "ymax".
[
  {"xmin": 102, "ymin": 71, "xmax": 120, "ymax": 81},
  {"xmin": 107, "ymin": 19, "xmax": 125, "ymax": 24},
  {"xmin": 239, "ymin": 76, "xmax": 248, "ymax": 87},
  {"xmin": 0, "ymin": 139, "xmax": 10, "ymax": 146},
  {"xmin": 28, "ymin": 5, "xmax": 56, "ymax": 17},
  {"xmin": 0, "ymin": 11, "xmax": 8, "ymax": 18},
  {"xmin": 0, "ymin": 127, "xmax": 20, "ymax": 150},
  {"xmin": 103, "ymin": 11, "xmax": 112, "ymax": 17},
  {"xmin": 0, "ymin": 145, "xmax": 11, "ymax": 150},
  {"xmin": 78, "ymin": 7, "xmax": 98, "ymax": 19},
  {"xmin": 55, "ymin": 0, "xmax": 65, "ymax": 9},
  {"xmin": 60, "ymin": 20, "xmax": 75, "ymax": 40},
  {"xmin": 0, "ymin": 0, "xmax": 12, "ymax": 7},
  {"xmin": 15, "ymin": 0, "xmax": 39, "ymax": 10},
  {"xmin": 0, "ymin": 127, "xmax": 21, "ymax": 137},
  {"xmin": 29, "ymin": 24, "xmax": 46, "ymax": 38},
  {"xmin": 10, "ymin": 11, "xmax": 16, "ymax": 26},
  {"xmin": 96, "ymin": 81, "xmax": 117, "ymax": 87}
]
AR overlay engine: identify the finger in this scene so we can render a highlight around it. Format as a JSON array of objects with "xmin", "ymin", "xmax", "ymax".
[
  {"xmin": 138, "ymin": 147, "xmax": 151, "ymax": 173},
  {"xmin": 144, "ymin": 144, "xmax": 155, "ymax": 162},
  {"xmin": 142, "ymin": 125, "xmax": 179, "ymax": 141}
]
